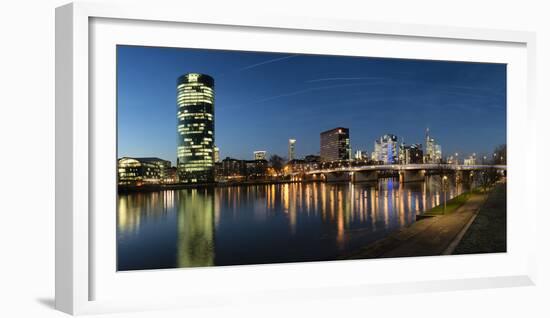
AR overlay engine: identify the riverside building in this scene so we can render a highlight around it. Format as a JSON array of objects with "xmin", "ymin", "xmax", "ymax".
[
  {"xmin": 117, "ymin": 157, "xmax": 172, "ymax": 185},
  {"xmin": 176, "ymin": 73, "xmax": 215, "ymax": 183}
]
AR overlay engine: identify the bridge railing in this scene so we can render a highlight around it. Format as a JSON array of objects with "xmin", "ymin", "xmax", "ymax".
[{"xmin": 304, "ymin": 163, "xmax": 506, "ymax": 175}]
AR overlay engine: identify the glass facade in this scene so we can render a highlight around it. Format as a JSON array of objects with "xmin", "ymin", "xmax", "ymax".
[
  {"xmin": 424, "ymin": 128, "xmax": 442, "ymax": 163},
  {"xmin": 118, "ymin": 157, "xmax": 170, "ymax": 185},
  {"xmin": 177, "ymin": 73, "xmax": 215, "ymax": 183},
  {"xmin": 214, "ymin": 146, "xmax": 220, "ymax": 163},
  {"xmin": 372, "ymin": 134, "xmax": 399, "ymax": 164},
  {"xmin": 399, "ymin": 143, "xmax": 423, "ymax": 164},
  {"xmin": 320, "ymin": 128, "xmax": 350, "ymax": 162},
  {"xmin": 288, "ymin": 139, "xmax": 296, "ymax": 161}
]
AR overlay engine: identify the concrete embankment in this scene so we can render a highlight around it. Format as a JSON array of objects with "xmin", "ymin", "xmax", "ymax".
[
  {"xmin": 118, "ymin": 179, "xmax": 319, "ymax": 193},
  {"xmin": 344, "ymin": 188, "xmax": 493, "ymax": 259}
]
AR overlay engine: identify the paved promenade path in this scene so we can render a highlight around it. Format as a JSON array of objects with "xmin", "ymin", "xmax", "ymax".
[{"xmin": 345, "ymin": 192, "xmax": 489, "ymax": 259}]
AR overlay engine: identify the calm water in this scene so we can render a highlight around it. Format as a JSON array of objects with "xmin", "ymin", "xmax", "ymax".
[{"xmin": 117, "ymin": 177, "xmax": 472, "ymax": 270}]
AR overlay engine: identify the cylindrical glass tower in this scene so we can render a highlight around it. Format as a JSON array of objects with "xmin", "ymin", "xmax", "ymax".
[{"xmin": 176, "ymin": 73, "xmax": 215, "ymax": 183}]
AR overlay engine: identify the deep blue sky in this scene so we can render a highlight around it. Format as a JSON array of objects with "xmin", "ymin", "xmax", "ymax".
[{"xmin": 117, "ymin": 45, "xmax": 506, "ymax": 165}]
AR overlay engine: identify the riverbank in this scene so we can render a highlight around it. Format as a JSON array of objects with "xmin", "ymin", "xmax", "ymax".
[
  {"xmin": 343, "ymin": 185, "xmax": 496, "ymax": 259},
  {"xmin": 118, "ymin": 179, "xmax": 317, "ymax": 193},
  {"xmin": 421, "ymin": 189, "xmax": 481, "ymax": 217},
  {"xmin": 452, "ymin": 182, "xmax": 506, "ymax": 254}
]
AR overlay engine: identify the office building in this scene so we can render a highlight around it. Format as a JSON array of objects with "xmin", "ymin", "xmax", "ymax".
[
  {"xmin": 320, "ymin": 127, "xmax": 350, "ymax": 161},
  {"xmin": 304, "ymin": 154, "xmax": 321, "ymax": 163},
  {"xmin": 254, "ymin": 150, "xmax": 267, "ymax": 161},
  {"xmin": 288, "ymin": 139, "xmax": 296, "ymax": 161},
  {"xmin": 176, "ymin": 73, "xmax": 215, "ymax": 183},
  {"xmin": 213, "ymin": 146, "xmax": 220, "ymax": 163},
  {"xmin": 354, "ymin": 150, "xmax": 368, "ymax": 161},
  {"xmin": 424, "ymin": 128, "xmax": 442, "ymax": 163},
  {"xmin": 117, "ymin": 157, "xmax": 171, "ymax": 185},
  {"xmin": 398, "ymin": 144, "xmax": 423, "ymax": 164},
  {"xmin": 372, "ymin": 134, "xmax": 399, "ymax": 164},
  {"xmin": 216, "ymin": 157, "xmax": 268, "ymax": 180},
  {"xmin": 245, "ymin": 159, "xmax": 268, "ymax": 179},
  {"xmin": 218, "ymin": 157, "xmax": 246, "ymax": 179}
]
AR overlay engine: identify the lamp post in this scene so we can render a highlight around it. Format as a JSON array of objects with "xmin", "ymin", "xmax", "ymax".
[{"xmin": 442, "ymin": 175, "xmax": 448, "ymax": 213}]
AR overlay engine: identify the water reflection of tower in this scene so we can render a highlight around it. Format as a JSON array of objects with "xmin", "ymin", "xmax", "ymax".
[{"xmin": 177, "ymin": 189, "xmax": 215, "ymax": 267}]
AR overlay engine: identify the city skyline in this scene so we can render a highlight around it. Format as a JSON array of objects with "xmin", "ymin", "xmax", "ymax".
[{"xmin": 117, "ymin": 45, "xmax": 506, "ymax": 165}]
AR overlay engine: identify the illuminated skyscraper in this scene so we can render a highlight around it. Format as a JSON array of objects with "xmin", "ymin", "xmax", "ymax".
[
  {"xmin": 288, "ymin": 139, "xmax": 296, "ymax": 161},
  {"xmin": 320, "ymin": 128, "xmax": 350, "ymax": 161},
  {"xmin": 398, "ymin": 143, "xmax": 423, "ymax": 164},
  {"xmin": 424, "ymin": 128, "xmax": 442, "ymax": 163},
  {"xmin": 372, "ymin": 134, "xmax": 399, "ymax": 164},
  {"xmin": 213, "ymin": 146, "xmax": 220, "ymax": 163},
  {"xmin": 354, "ymin": 150, "xmax": 368, "ymax": 161},
  {"xmin": 177, "ymin": 73, "xmax": 215, "ymax": 183}
]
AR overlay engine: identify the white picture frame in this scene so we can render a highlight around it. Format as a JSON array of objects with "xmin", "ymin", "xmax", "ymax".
[{"xmin": 55, "ymin": 1, "xmax": 537, "ymax": 315}]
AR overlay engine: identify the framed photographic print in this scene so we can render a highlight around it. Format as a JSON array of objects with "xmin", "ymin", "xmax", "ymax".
[{"xmin": 56, "ymin": 1, "xmax": 537, "ymax": 315}]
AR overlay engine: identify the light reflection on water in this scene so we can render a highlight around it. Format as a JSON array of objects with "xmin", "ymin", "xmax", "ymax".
[{"xmin": 117, "ymin": 176, "xmax": 471, "ymax": 270}]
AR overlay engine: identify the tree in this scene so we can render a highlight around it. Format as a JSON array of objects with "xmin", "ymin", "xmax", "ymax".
[
  {"xmin": 269, "ymin": 154, "xmax": 285, "ymax": 173},
  {"xmin": 477, "ymin": 167, "xmax": 500, "ymax": 192},
  {"xmin": 493, "ymin": 144, "xmax": 506, "ymax": 165}
]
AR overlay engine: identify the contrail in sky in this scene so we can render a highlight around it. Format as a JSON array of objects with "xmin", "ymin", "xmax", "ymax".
[
  {"xmin": 236, "ymin": 54, "xmax": 299, "ymax": 72},
  {"xmin": 218, "ymin": 54, "xmax": 299, "ymax": 78},
  {"xmin": 247, "ymin": 81, "xmax": 384, "ymax": 105},
  {"xmin": 306, "ymin": 76, "xmax": 384, "ymax": 83}
]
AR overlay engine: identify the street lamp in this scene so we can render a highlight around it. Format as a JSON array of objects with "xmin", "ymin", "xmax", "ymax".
[{"xmin": 442, "ymin": 175, "xmax": 448, "ymax": 213}]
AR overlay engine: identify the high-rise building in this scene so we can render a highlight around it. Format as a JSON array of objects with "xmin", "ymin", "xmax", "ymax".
[
  {"xmin": 354, "ymin": 150, "xmax": 368, "ymax": 161},
  {"xmin": 372, "ymin": 134, "xmax": 399, "ymax": 164},
  {"xmin": 254, "ymin": 150, "xmax": 267, "ymax": 161},
  {"xmin": 176, "ymin": 73, "xmax": 215, "ymax": 183},
  {"xmin": 424, "ymin": 128, "xmax": 442, "ymax": 164},
  {"xmin": 434, "ymin": 144, "xmax": 442, "ymax": 162},
  {"xmin": 372, "ymin": 141, "xmax": 382, "ymax": 162},
  {"xmin": 320, "ymin": 127, "xmax": 350, "ymax": 162},
  {"xmin": 288, "ymin": 139, "xmax": 296, "ymax": 161},
  {"xmin": 398, "ymin": 144, "xmax": 423, "ymax": 164},
  {"xmin": 213, "ymin": 146, "xmax": 220, "ymax": 163}
]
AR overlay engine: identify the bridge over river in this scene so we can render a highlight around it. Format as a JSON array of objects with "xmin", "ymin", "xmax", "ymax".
[{"xmin": 296, "ymin": 164, "xmax": 507, "ymax": 183}]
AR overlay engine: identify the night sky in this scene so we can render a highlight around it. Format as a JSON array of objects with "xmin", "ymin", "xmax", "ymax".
[{"xmin": 117, "ymin": 45, "xmax": 506, "ymax": 165}]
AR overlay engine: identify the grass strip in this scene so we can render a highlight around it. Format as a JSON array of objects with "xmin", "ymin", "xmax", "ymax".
[{"xmin": 423, "ymin": 188, "xmax": 484, "ymax": 216}]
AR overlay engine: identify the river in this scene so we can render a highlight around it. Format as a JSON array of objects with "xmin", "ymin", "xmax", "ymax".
[{"xmin": 117, "ymin": 176, "xmax": 473, "ymax": 270}]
